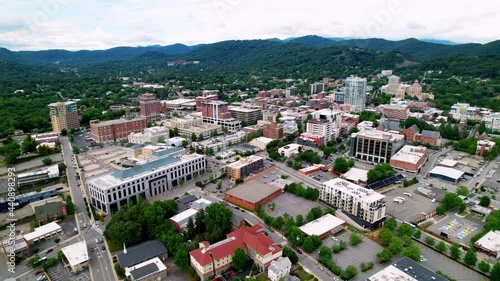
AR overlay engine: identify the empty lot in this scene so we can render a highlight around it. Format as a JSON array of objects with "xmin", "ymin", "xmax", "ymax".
[{"xmin": 384, "ymin": 186, "xmax": 438, "ymax": 223}]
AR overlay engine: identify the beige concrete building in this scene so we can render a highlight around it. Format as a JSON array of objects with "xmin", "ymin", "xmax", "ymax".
[{"xmin": 48, "ymin": 101, "xmax": 80, "ymax": 132}]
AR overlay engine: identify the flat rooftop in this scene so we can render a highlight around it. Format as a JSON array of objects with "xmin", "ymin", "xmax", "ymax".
[
  {"xmin": 353, "ymin": 129, "xmax": 404, "ymax": 142},
  {"xmin": 23, "ymin": 221, "xmax": 62, "ymax": 241},
  {"xmin": 88, "ymin": 154, "xmax": 204, "ymax": 189},
  {"xmin": 92, "ymin": 117, "xmax": 146, "ymax": 127},
  {"xmin": 343, "ymin": 168, "xmax": 368, "ymax": 183},
  {"xmin": 126, "ymin": 257, "xmax": 166, "ymax": 280},
  {"xmin": 170, "ymin": 208, "xmax": 198, "ymax": 223},
  {"xmin": 62, "ymin": 240, "xmax": 89, "ymax": 267},
  {"xmin": 299, "ymin": 214, "xmax": 345, "ymax": 236},
  {"xmin": 429, "ymin": 166, "xmax": 464, "ymax": 180},
  {"xmin": 475, "ymin": 230, "xmax": 500, "ymax": 252},
  {"xmin": 228, "ymin": 106, "xmax": 261, "ymax": 112},
  {"xmin": 227, "ymin": 155, "xmax": 263, "ymax": 169},
  {"xmin": 225, "ymin": 181, "xmax": 282, "ymax": 204},
  {"xmin": 323, "ymin": 178, "xmax": 385, "ymax": 203},
  {"xmin": 390, "ymin": 145, "xmax": 427, "ymax": 164},
  {"xmin": 163, "ymin": 99, "xmax": 194, "ymax": 104}
]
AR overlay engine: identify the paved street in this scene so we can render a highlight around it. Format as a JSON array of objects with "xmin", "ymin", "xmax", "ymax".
[
  {"xmin": 421, "ymin": 147, "xmax": 453, "ymax": 176},
  {"xmin": 60, "ymin": 137, "xmax": 114, "ymax": 281}
]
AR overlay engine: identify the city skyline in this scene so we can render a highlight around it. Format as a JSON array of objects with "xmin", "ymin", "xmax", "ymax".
[{"xmin": 0, "ymin": 0, "xmax": 499, "ymax": 51}]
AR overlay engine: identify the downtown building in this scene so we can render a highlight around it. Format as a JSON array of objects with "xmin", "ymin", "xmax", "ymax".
[
  {"xmin": 164, "ymin": 117, "xmax": 222, "ymax": 139},
  {"xmin": 344, "ymin": 76, "xmax": 367, "ymax": 112},
  {"xmin": 139, "ymin": 93, "xmax": 162, "ymax": 121},
  {"xmin": 127, "ymin": 126, "xmax": 169, "ymax": 144},
  {"xmin": 228, "ymin": 105, "xmax": 263, "ymax": 124},
  {"xmin": 202, "ymin": 101, "xmax": 241, "ymax": 132},
  {"xmin": 226, "ymin": 155, "xmax": 264, "ymax": 182},
  {"xmin": 87, "ymin": 154, "xmax": 206, "ymax": 214},
  {"xmin": 196, "ymin": 91, "xmax": 219, "ymax": 111},
  {"xmin": 48, "ymin": 101, "xmax": 80, "ymax": 132},
  {"xmin": 90, "ymin": 118, "xmax": 147, "ymax": 143},
  {"xmin": 390, "ymin": 145, "xmax": 428, "ymax": 173},
  {"xmin": 350, "ymin": 129, "xmax": 405, "ymax": 163},
  {"xmin": 320, "ymin": 178, "xmax": 387, "ymax": 229}
]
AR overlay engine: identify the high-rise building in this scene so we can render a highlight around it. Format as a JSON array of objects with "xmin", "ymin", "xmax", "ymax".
[
  {"xmin": 407, "ymin": 80, "xmax": 423, "ymax": 98},
  {"xmin": 195, "ymin": 91, "xmax": 219, "ymax": 111},
  {"xmin": 387, "ymin": 75, "xmax": 401, "ymax": 95},
  {"xmin": 139, "ymin": 93, "xmax": 161, "ymax": 121},
  {"xmin": 226, "ymin": 155, "xmax": 264, "ymax": 182},
  {"xmin": 263, "ymin": 122, "xmax": 284, "ymax": 140},
  {"xmin": 344, "ymin": 76, "xmax": 367, "ymax": 112},
  {"xmin": 228, "ymin": 105, "xmax": 263, "ymax": 124},
  {"xmin": 349, "ymin": 129, "xmax": 405, "ymax": 163},
  {"xmin": 48, "ymin": 101, "xmax": 80, "ymax": 132},
  {"xmin": 202, "ymin": 101, "xmax": 241, "ymax": 132},
  {"xmin": 310, "ymin": 82, "xmax": 324, "ymax": 95},
  {"xmin": 320, "ymin": 178, "xmax": 387, "ymax": 229}
]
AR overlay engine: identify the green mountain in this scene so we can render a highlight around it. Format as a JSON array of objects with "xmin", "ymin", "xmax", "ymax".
[
  {"xmin": 281, "ymin": 36, "xmax": 500, "ymax": 59},
  {"xmin": 0, "ymin": 43, "xmax": 196, "ymax": 66}
]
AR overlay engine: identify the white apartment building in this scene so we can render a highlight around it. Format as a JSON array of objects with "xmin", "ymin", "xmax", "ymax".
[
  {"xmin": 350, "ymin": 129, "xmax": 405, "ymax": 164},
  {"xmin": 87, "ymin": 154, "xmax": 206, "ymax": 214},
  {"xmin": 128, "ymin": 126, "xmax": 170, "ymax": 144},
  {"xmin": 164, "ymin": 117, "xmax": 222, "ymax": 139},
  {"xmin": 191, "ymin": 131, "xmax": 246, "ymax": 152},
  {"xmin": 268, "ymin": 257, "xmax": 292, "ymax": 281},
  {"xmin": 320, "ymin": 178, "xmax": 387, "ymax": 229},
  {"xmin": 344, "ymin": 76, "xmax": 367, "ymax": 112},
  {"xmin": 278, "ymin": 144, "xmax": 302, "ymax": 158},
  {"xmin": 483, "ymin": 112, "xmax": 500, "ymax": 131}
]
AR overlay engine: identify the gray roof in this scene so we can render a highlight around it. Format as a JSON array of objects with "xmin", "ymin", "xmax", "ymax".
[
  {"xmin": 408, "ymin": 124, "xmax": 419, "ymax": 133},
  {"xmin": 117, "ymin": 240, "xmax": 168, "ymax": 268},
  {"xmin": 176, "ymin": 195, "xmax": 198, "ymax": 212},
  {"xmin": 152, "ymin": 147, "xmax": 183, "ymax": 158},
  {"xmin": 420, "ymin": 130, "xmax": 441, "ymax": 139},
  {"xmin": 392, "ymin": 257, "xmax": 447, "ymax": 281},
  {"xmin": 111, "ymin": 157, "xmax": 180, "ymax": 180},
  {"xmin": 225, "ymin": 182, "xmax": 282, "ymax": 204},
  {"xmin": 269, "ymin": 257, "xmax": 291, "ymax": 273},
  {"xmin": 130, "ymin": 262, "xmax": 159, "ymax": 280},
  {"xmin": 379, "ymin": 121, "xmax": 402, "ymax": 131}
]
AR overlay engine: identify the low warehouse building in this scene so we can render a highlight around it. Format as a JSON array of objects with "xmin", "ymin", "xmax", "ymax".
[
  {"xmin": 224, "ymin": 182, "xmax": 282, "ymax": 211},
  {"xmin": 299, "ymin": 214, "xmax": 346, "ymax": 238},
  {"xmin": 429, "ymin": 166, "xmax": 464, "ymax": 183}
]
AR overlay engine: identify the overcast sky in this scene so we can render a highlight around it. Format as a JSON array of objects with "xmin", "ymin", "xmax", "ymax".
[{"xmin": 1, "ymin": 0, "xmax": 499, "ymax": 51}]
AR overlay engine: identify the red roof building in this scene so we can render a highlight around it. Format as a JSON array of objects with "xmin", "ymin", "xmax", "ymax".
[{"xmin": 189, "ymin": 225, "xmax": 282, "ymax": 280}]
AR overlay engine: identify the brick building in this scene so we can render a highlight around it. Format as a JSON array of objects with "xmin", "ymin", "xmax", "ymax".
[
  {"xmin": 415, "ymin": 130, "xmax": 442, "ymax": 147},
  {"xmin": 402, "ymin": 125, "xmax": 419, "ymax": 142},
  {"xmin": 48, "ymin": 101, "xmax": 80, "ymax": 132},
  {"xmin": 34, "ymin": 201, "xmax": 68, "ymax": 223},
  {"xmin": 139, "ymin": 93, "xmax": 161, "ymax": 121},
  {"xmin": 390, "ymin": 145, "xmax": 428, "ymax": 173},
  {"xmin": 226, "ymin": 155, "xmax": 264, "ymax": 182},
  {"xmin": 224, "ymin": 182, "xmax": 283, "ymax": 211},
  {"xmin": 90, "ymin": 118, "xmax": 147, "ymax": 143},
  {"xmin": 263, "ymin": 122, "xmax": 284, "ymax": 140},
  {"xmin": 196, "ymin": 91, "xmax": 219, "ymax": 111}
]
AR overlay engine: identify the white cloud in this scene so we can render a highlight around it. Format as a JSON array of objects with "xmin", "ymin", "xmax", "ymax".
[{"xmin": 1, "ymin": 0, "xmax": 499, "ymax": 50}]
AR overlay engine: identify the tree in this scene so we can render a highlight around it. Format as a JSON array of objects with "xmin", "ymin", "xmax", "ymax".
[
  {"xmin": 191, "ymin": 133, "xmax": 197, "ymax": 141},
  {"xmin": 478, "ymin": 121, "xmax": 487, "ymax": 135},
  {"xmin": 463, "ymin": 249, "xmax": 477, "ymax": 267},
  {"xmin": 436, "ymin": 241, "xmax": 447, "ymax": 252},
  {"xmin": 403, "ymin": 245, "xmax": 421, "ymax": 262},
  {"xmin": 425, "ymin": 236, "xmax": 436, "ymax": 246},
  {"xmin": 174, "ymin": 247, "xmax": 190, "ymax": 269},
  {"xmin": 22, "ymin": 135, "xmax": 37, "ymax": 152},
  {"xmin": 340, "ymin": 265, "xmax": 358, "ymax": 280},
  {"xmin": 479, "ymin": 196, "xmax": 491, "ymax": 207},
  {"xmin": 413, "ymin": 230, "xmax": 422, "ymax": 239},
  {"xmin": 194, "ymin": 209, "xmax": 206, "ymax": 234},
  {"xmin": 491, "ymin": 262, "xmax": 500, "ymax": 281},
  {"xmin": 114, "ymin": 263, "xmax": 126, "ymax": 278},
  {"xmin": 205, "ymin": 203, "xmax": 233, "ymax": 242},
  {"xmin": 456, "ymin": 186, "xmax": 470, "ymax": 196},
  {"xmin": 367, "ymin": 163, "xmax": 395, "ymax": 184},
  {"xmin": 58, "ymin": 163, "xmax": 67, "ymax": 173},
  {"xmin": 450, "ymin": 244, "xmax": 461, "ymax": 260},
  {"xmin": 181, "ymin": 139, "xmax": 188, "ymax": 147},
  {"xmin": 384, "ymin": 218, "xmax": 397, "ymax": 230},
  {"xmin": 333, "ymin": 157, "xmax": 349, "ymax": 173},
  {"xmin": 198, "ymin": 133, "xmax": 204, "ymax": 141},
  {"xmin": 295, "ymin": 215, "xmax": 304, "ymax": 227},
  {"xmin": 388, "ymin": 237, "xmax": 403, "ymax": 254},
  {"xmin": 232, "ymin": 248, "xmax": 248, "ymax": 271},
  {"xmin": 65, "ymin": 195, "xmax": 75, "ymax": 215},
  {"xmin": 349, "ymin": 233, "xmax": 362, "ymax": 246},
  {"xmin": 397, "ymin": 224, "xmax": 415, "ymax": 237},
  {"xmin": 282, "ymin": 246, "xmax": 298, "ymax": 264},
  {"xmin": 376, "ymin": 249, "xmax": 393, "ymax": 264},
  {"xmin": 318, "ymin": 245, "xmax": 332, "ymax": 259},
  {"xmin": 379, "ymin": 228, "xmax": 394, "ymax": 247},
  {"xmin": 478, "ymin": 260, "xmax": 490, "ymax": 273},
  {"xmin": 42, "ymin": 157, "xmax": 53, "ymax": 166},
  {"xmin": 186, "ymin": 217, "xmax": 195, "ymax": 240},
  {"xmin": 157, "ymin": 136, "xmax": 165, "ymax": 143}
]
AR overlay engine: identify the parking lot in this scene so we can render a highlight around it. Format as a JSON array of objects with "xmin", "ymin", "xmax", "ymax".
[
  {"xmin": 264, "ymin": 192, "xmax": 323, "ymax": 219},
  {"xmin": 77, "ymin": 146, "xmax": 128, "ymax": 178},
  {"xmin": 311, "ymin": 231, "xmax": 385, "ymax": 280},
  {"xmin": 429, "ymin": 213, "xmax": 484, "ymax": 245},
  {"xmin": 384, "ymin": 186, "xmax": 439, "ymax": 223}
]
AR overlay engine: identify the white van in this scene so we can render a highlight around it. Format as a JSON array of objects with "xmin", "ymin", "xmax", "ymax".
[{"xmin": 403, "ymin": 192, "xmax": 412, "ymax": 197}]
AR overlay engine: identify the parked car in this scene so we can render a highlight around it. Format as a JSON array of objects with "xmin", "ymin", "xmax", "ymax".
[
  {"xmin": 46, "ymin": 249, "xmax": 53, "ymax": 254},
  {"xmin": 102, "ymin": 246, "xmax": 105, "ymax": 251},
  {"xmin": 297, "ymin": 249, "xmax": 302, "ymax": 254},
  {"xmin": 34, "ymin": 269, "xmax": 43, "ymax": 275}
]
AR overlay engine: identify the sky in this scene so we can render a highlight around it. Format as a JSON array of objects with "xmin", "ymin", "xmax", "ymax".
[{"xmin": 1, "ymin": 0, "xmax": 499, "ymax": 51}]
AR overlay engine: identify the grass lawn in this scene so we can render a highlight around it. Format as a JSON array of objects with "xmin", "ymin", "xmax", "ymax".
[
  {"xmin": 255, "ymin": 274, "xmax": 270, "ymax": 281},
  {"xmin": 292, "ymin": 266, "xmax": 315, "ymax": 281}
]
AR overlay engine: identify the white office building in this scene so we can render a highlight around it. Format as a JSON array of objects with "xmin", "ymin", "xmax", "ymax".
[
  {"xmin": 320, "ymin": 178, "xmax": 387, "ymax": 229},
  {"xmin": 128, "ymin": 126, "xmax": 169, "ymax": 144},
  {"xmin": 87, "ymin": 154, "xmax": 206, "ymax": 214},
  {"xmin": 344, "ymin": 76, "xmax": 367, "ymax": 112}
]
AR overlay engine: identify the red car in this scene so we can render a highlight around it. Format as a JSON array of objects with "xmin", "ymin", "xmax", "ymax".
[
  {"xmin": 34, "ymin": 269, "xmax": 43, "ymax": 275},
  {"xmin": 229, "ymin": 270, "xmax": 236, "ymax": 276}
]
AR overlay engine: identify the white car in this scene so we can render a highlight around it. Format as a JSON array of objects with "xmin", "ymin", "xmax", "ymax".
[{"xmin": 420, "ymin": 255, "xmax": 427, "ymax": 262}]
